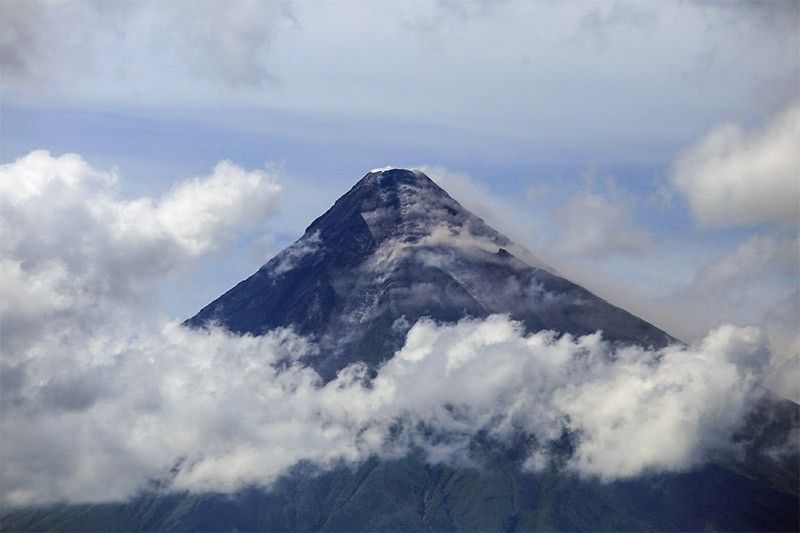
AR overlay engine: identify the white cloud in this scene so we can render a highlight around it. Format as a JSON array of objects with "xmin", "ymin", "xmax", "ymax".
[
  {"xmin": 1, "ymin": 312, "xmax": 776, "ymax": 507},
  {"xmin": 155, "ymin": 160, "xmax": 282, "ymax": 255},
  {"xmin": 672, "ymin": 104, "xmax": 800, "ymax": 228},
  {"xmin": 0, "ymin": 150, "xmax": 281, "ymax": 356},
  {"xmin": 1, "ymin": 323, "xmax": 321, "ymax": 506},
  {"xmin": 552, "ymin": 323, "xmax": 768, "ymax": 478}
]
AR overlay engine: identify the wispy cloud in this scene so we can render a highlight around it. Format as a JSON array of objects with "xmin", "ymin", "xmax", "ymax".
[
  {"xmin": 1, "ymin": 1, "xmax": 294, "ymax": 92},
  {"xmin": 2, "ymin": 1, "xmax": 796, "ymax": 153},
  {"xmin": 550, "ymin": 176, "xmax": 654, "ymax": 260}
]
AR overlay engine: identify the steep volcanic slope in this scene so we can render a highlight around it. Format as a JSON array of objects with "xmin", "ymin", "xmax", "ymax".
[
  {"xmin": 3, "ymin": 168, "xmax": 797, "ymax": 532},
  {"xmin": 187, "ymin": 168, "xmax": 673, "ymax": 379}
]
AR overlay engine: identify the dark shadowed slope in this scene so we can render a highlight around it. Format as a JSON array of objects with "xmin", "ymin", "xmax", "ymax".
[{"xmin": 186, "ymin": 168, "xmax": 673, "ymax": 380}]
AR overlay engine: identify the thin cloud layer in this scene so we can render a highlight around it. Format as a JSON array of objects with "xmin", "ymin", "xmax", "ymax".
[
  {"xmin": 2, "ymin": 1, "xmax": 796, "ymax": 152},
  {"xmin": 551, "ymin": 184, "xmax": 654, "ymax": 260},
  {"xmin": 672, "ymin": 104, "xmax": 800, "ymax": 228},
  {"xmin": 1, "ymin": 1, "xmax": 293, "ymax": 94}
]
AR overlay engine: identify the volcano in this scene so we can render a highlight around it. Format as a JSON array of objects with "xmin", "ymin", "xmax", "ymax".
[
  {"xmin": 187, "ymin": 168, "xmax": 673, "ymax": 379},
  {"xmin": 2, "ymin": 168, "xmax": 797, "ymax": 532}
]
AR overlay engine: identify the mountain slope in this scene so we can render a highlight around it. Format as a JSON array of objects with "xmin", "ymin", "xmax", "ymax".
[
  {"xmin": 3, "ymin": 168, "xmax": 796, "ymax": 532},
  {"xmin": 3, "ymin": 443, "xmax": 798, "ymax": 532},
  {"xmin": 187, "ymin": 168, "xmax": 673, "ymax": 379}
]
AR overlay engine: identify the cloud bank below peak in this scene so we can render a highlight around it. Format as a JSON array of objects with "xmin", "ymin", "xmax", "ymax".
[{"xmin": 1, "ymin": 312, "xmax": 778, "ymax": 507}]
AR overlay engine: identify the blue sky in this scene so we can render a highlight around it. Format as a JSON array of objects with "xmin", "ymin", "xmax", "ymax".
[{"xmin": 1, "ymin": 0, "xmax": 798, "ymax": 394}]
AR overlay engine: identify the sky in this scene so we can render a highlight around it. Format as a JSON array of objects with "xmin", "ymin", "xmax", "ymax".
[{"xmin": 1, "ymin": 0, "xmax": 799, "ymax": 507}]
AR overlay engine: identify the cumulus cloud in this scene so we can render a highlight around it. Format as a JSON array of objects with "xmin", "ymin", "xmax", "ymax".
[
  {"xmin": 0, "ymin": 150, "xmax": 281, "ymax": 356},
  {"xmin": 1, "ymin": 313, "xmax": 775, "ymax": 507},
  {"xmin": 672, "ymin": 104, "xmax": 800, "ymax": 228},
  {"xmin": 0, "ymin": 149, "xmax": 287, "ymax": 506},
  {"xmin": 385, "ymin": 316, "xmax": 770, "ymax": 480}
]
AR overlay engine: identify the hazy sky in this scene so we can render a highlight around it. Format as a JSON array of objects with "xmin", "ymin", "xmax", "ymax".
[{"xmin": 1, "ymin": 0, "xmax": 799, "ymax": 507}]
